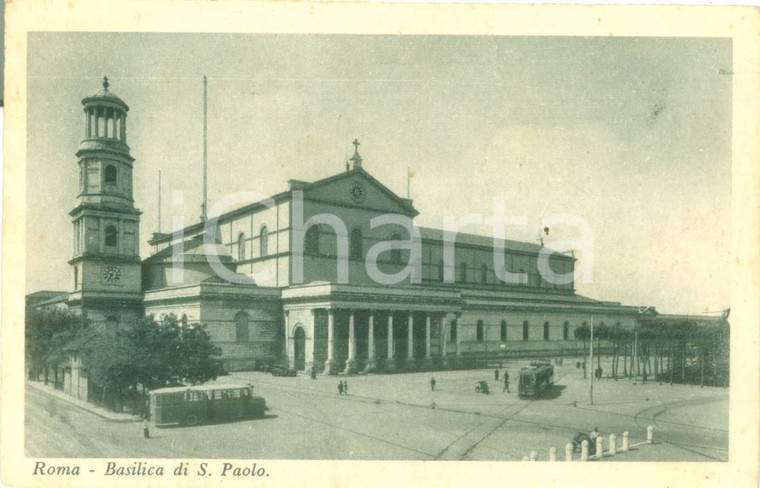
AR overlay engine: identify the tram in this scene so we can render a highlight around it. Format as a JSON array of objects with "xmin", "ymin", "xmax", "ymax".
[{"xmin": 517, "ymin": 362, "xmax": 554, "ymax": 398}]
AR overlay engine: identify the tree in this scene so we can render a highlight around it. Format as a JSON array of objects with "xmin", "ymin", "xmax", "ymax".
[
  {"xmin": 25, "ymin": 309, "xmax": 85, "ymax": 382},
  {"xmin": 574, "ymin": 324, "xmax": 590, "ymax": 379},
  {"xmin": 82, "ymin": 313, "xmax": 224, "ymax": 412},
  {"xmin": 593, "ymin": 323, "xmax": 610, "ymax": 371},
  {"xmin": 127, "ymin": 314, "xmax": 224, "ymax": 390}
]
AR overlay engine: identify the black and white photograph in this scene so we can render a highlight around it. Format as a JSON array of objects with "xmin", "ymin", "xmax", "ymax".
[{"xmin": 3, "ymin": 2, "xmax": 759, "ymax": 488}]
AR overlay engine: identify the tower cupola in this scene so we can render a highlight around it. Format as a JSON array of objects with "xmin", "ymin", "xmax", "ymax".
[
  {"xmin": 78, "ymin": 76, "xmax": 131, "ymax": 156},
  {"xmin": 75, "ymin": 77, "xmax": 135, "ymax": 210}
]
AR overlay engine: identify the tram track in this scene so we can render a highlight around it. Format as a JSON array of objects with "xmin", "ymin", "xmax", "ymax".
[
  {"xmin": 237, "ymin": 373, "xmax": 728, "ymax": 461},
  {"xmin": 631, "ymin": 395, "xmax": 729, "ymax": 461}
]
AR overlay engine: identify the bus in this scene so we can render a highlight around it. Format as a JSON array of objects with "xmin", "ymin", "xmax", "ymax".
[
  {"xmin": 518, "ymin": 362, "xmax": 554, "ymax": 398},
  {"xmin": 149, "ymin": 383, "xmax": 266, "ymax": 427}
]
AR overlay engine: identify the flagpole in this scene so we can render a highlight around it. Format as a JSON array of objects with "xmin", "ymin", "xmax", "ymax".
[
  {"xmin": 407, "ymin": 166, "xmax": 410, "ymax": 198},
  {"xmin": 589, "ymin": 317, "xmax": 594, "ymax": 405},
  {"xmin": 201, "ymin": 75, "xmax": 208, "ymax": 222},
  {"xmin": 158, "ymin": 170, "xmax": 162, "ymax": 233}
]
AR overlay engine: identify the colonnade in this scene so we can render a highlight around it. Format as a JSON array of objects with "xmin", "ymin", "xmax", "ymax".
[{"xmin": 285, "ymin": 308, "xmax": 462, "ymax": 375}]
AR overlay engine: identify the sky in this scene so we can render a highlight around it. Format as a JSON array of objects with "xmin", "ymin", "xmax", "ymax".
[{"xmin": 26, "ymin": 33, "xmax": 732, "ymax": 314}]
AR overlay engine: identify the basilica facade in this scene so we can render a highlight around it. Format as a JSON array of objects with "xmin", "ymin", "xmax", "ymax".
[{"xmin": 64, "ymin": 80, "xmax": 654, "ymax": 375}]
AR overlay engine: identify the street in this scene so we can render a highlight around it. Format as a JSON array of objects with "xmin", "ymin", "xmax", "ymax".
[{"xmin": 26, "ymin": 359, "xmax": 728, "ymax": 461}]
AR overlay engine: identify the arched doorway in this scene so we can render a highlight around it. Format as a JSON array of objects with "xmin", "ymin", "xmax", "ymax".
[{"xmin": 293, "ymin": 327, "xmax": 306, "ymax": 371}]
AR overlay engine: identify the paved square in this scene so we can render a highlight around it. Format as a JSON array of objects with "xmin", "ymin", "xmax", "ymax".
[{"xmin": 26, "ymin": 357, "xmax": 728, "ymax": 461}]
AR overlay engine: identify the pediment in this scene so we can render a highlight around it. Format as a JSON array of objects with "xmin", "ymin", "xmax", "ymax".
[{"xmin": 300, "ymin": 168, "xmax": 418, "ymax": 216}]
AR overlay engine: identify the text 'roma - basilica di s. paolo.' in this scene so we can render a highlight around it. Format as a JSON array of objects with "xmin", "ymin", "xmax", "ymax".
[{"xmin": 34, "ymin": 78, "xmax": 708, "ymax": 398}]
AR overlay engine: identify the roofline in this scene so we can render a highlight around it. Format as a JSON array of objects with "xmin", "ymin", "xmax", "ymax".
[
  {"xmin": 148, "ymin": 191, "xmax": 291, "ymax": 245},
  {"xmin": 417, "ymin": 226, "xmax": 575, "ymax": 259}
]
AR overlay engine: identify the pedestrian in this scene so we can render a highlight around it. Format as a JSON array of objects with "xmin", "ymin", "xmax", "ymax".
[
  {"xmin": 310, "ymin": 367, "xmax": 316, "ymax": 380},
  {"xmin": 430, "ymin": 377, "xmax": 436, "ymax": 391},
  {"xmin": 338, "ymin": 381, "xmax": 344, "ymax": 395},
  {"xmin": 503, "ymin": 371, "xmax": 510, "ymax": 393},
  {"xmin": 642, "ymin": 371, "xmax": 647, "ymax": 384},
  {"xmin": 343, "ymin": 381, "xmax": 348, "ymax": 395},
  {"xmin": 494, "ymin": 369, "xmax": 499, "ymax": 381},
  {"xmin": 142, "ymin": 418, "xmax": 150, "ymax": 439}
]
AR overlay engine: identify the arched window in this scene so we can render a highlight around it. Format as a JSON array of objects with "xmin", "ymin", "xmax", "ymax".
[
  {"xmin": 480, "ymin": 264, "xmax": 488, "ymax": 284},
  {"xmin": 105, "ymin": 316, "xmax": 118, "ymax": 327},
  {"xmin": 235, "ymin": 311, "xmax": 250, "ymax": 343},
  {"xmin": 238, "ymin": 233, "xmax": 246, "ymax": 261},
  {"xmin": 543, "ymin": 321, "xmax": 550, "ymax": 340},
  {"xmin": 104, "ymin": 165, "xmax": 117, "ymax": 185},
  {"xmin": 563, "ymin": 322, "xmax": 569, "ymax": 340},
  {"xmin": 350, "ymin": 228, "xmax": 363, "ymax": 259},
  {"xmin": 450, "ymin": 319, "xmax": 457, "ymax": 341},
  {"xmin": 74, "ymin": 266, "xmax": 79, "ymax": 290},
  {"xmin": 459, "ymin": 262, "xmax": 468, "ymax": 282},
  {"xmin": 390, "ymin": 233, "xmax": 401, "ymax": 264},
  {"xmin": 500, "ymin": 320, "xmax": 507, "ymax": 341},
  {"xmin": 260, "ymin": 226, "xmax": 268, "ymax": 257},
  {"xmin": 105, "ymin": 225, "xmax": 117, "ymax": 247},
  {"xmin": 305, "ymin": 226, "xmax": 320, "ymax": 256},
  {"xmin": 476, "ymin": 320, "xmax": 484, "ymax": 341},
  {"xmin": 522, "ymin": 321, "xmax": 529, "ymax": 340}
]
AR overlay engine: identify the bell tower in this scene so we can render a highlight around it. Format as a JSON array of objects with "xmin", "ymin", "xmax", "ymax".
[{"xmin": 68, "ymin": 77, "xmax": 143, "ymax": 326}]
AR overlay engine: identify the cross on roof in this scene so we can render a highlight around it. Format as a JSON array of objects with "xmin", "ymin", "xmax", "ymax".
[{"xmin": 349, "ymin": 138, "xmax": 363, "ymax": 168}]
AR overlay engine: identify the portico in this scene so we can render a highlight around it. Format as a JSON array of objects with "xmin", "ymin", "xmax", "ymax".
[{"xmin": 282, "ymin": 282, "xmax": 462, "ymax": 374}]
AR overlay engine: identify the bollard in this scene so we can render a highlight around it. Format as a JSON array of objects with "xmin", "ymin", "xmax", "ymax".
[
  {"xmin": 549, "ymin": 446, "xmax": 557, "ymax": 462},
  {"xmin": 609, "ymin": 434, "xmax": 617, "ymax": 456},
  {"xmin": 647, "ymin": 425, "xmax": 654, "ymax": 444},
  {"xmin": 581, "ymin": 440, "xmax": 589, "ymax": 461},
  {"xmin": 622, "ymin": 431, "xmax": 629, "ymax": 452},
  {"xmin": 565, "ymin": 443, "xmax": 573, "ymax": 462},
  {"xmin": 530, "ymin": 451, "xmax": 538, "ymax": 462},
  {"xmin": 596, "ymin": 436, "xmax": 603, "ymax": 459}
]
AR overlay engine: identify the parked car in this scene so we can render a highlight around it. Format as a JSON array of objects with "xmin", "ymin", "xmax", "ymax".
[{"xmin": 270, "ymin": 365, "xmax": 297, "ymax": 377}]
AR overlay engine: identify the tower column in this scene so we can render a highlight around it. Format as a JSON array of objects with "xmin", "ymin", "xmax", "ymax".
[{"xmin": 98, "ymin": 217, "xmax": 104, "ymax": 253}]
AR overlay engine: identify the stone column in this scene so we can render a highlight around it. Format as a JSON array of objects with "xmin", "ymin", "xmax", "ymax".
[
  {"xmin": 364, "ymin": 311, "xmax": 377, "ymax": 373},
  {"xmin": 425, "ymin": 314, "xmax": 432, "ymax": 362},
  {"xmin": 323, "ymin": 309, "xmax": 335, "ymax": 374},
  {"xmin": 284, "ymin": 310, "xmax": 293, "ymax": 369},
  {"xmin": 441, "ymin": 316, "xmax": 449, "ymax": 367},
  {"xmin": 306, "ymin": 309, "xmax": 316, "ymax": 371},
  {"xmin": 386, "ymin": 313, "xmax": 396, "ymax": 371},
  {"xmin": 407, "ymin": 313, "xmax": 414, "ymax": 368},
  {"xmin": 344, "ymin": 310, "xmax": 358, "ymax": 374},
  {"xmin": 455, "ymin": 315, "xmax": 462, "ymax": 357}
]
